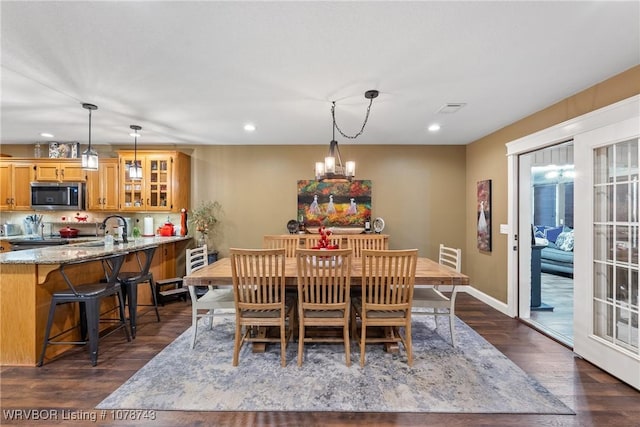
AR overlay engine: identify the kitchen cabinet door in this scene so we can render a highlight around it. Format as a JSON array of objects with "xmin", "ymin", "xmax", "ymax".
[
  {"xmin": 35, "ymin": 160, "xmax": 85, "ymax": 182},
  {"xmin": 87, "ymin": 159, "xmax": 119, "ymax": 211},
  {"xmin": 0, "ymin": 162, "xmax": 34, "ymax": 211}
]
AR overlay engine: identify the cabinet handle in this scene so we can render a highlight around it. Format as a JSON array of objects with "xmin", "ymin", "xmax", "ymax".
[
  {"xmin": 97, "ymin": 197, "xmax": 101, "ymax": 205},
  {"xmin": 102, "ymin": 198, "xmax": 106, "ymax": 205},
  {"xmin": 5, "ymin": 198, "xmax": 9, "ymax": 204},
  {"xmin": 10, "ymin": 198, "xmax": 14, "ymax": 205},
  {"xmin": 147, "ymin": 198, "xmax": 150, "ymax": 206},
  {"xmin": 61, "ymin": 169, "xmax": 64, "ymax": 178}
]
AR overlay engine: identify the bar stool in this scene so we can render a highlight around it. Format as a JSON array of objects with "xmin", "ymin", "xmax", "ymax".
[
  {"xmin": 38, "ymin": 253, "xmax": 131, "ymax": 367},
  {"xmin": 118, "ymin": 245, "xmax": 161, "ymax": 338}
]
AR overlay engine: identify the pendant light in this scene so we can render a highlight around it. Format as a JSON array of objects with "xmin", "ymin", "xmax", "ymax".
[
  {"xmin": 314, "ymin": 89, "xmax": 378, "ymax": 182},
  {"xmin": 81, "ymin": 103, "xmax": 99, "ymax": 170},
  {"xmin": 129, "ymin": 125, "xmax": 143, "ymax": 180}
]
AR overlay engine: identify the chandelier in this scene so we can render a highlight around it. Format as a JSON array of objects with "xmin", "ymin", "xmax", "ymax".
[
  {"xmin": 129, "ymin": 125, "xmax": 143, "ymax": 180},
  {"xmin": 81, "ymin": 103, "xmax": 99, "ymax": 170},
  {"xmin": 314, "ymin": 89, "xmax": 378, "ymax": 182}
]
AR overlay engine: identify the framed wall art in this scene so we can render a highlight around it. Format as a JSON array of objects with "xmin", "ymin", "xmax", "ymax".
[
  {"xmin": 49, "ymin": 142, "xmax": 80, "ymax": 159},
  {"xmin": 297, "ymin": 180, "xmax": 372, "ymax": 228},
  {"xmin": 477, "ymin": 179, "xmax": 492, "ymax": 251}
]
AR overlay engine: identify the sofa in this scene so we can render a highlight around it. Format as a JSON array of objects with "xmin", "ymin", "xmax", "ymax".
[{"xmin": 534, "ymin": 225, "xmax": 574, "ymax": 277}]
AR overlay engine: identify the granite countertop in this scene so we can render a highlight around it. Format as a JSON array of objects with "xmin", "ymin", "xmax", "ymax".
[{"xmin": 0, "ymin": 236, "xmax": 191, "ymax": 265}]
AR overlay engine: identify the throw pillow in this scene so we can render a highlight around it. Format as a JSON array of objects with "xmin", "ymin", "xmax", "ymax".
[
  {"xmin": 533, "ymin": 225, "xmax": 550, "ymax": 239},
  {"xmin": 556, "ymin": 231, "xmax": 574, "ymax": 251},
  {"xmin": 544, "ymin": 226, "xmax": 564, "ymax": 243}
]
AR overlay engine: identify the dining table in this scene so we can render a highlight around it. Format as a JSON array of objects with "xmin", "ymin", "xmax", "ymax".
[
  {"xmin": 183, "ymin": 256, "xmax": 469, "ymax": 353},
  {"xmin": 183, "ymin": 256, "xmax": 470, "ymax": 288}
]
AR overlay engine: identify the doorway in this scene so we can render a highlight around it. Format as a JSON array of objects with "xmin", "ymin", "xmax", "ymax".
[{"xmin": 518, "ymin": 142, "xmax": 575, "ymax": 346}]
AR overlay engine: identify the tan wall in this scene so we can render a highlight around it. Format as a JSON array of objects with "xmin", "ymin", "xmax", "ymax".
[
  {"xmin": 190, "ymin": 145, "xmax": 467, "ymax": 259},
  {"xmin": 465, "ymin": 65, "xmax": 640, "ymax": 303}
]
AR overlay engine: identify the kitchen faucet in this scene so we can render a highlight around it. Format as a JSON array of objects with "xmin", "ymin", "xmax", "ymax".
[{"xmin": 100, "ymin": 215, "xmax": 129, "ymax": 243}]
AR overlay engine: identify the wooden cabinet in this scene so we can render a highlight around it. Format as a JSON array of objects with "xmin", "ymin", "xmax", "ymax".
[
  {"xmin": 35, "ymin": 160, "xmax": 85, "ymax": 182},
  {"xmin": 0, "ymin": 240, "xmax": 11, "ymax": 252},
  {"xmin": 86, "ymin": 159, "xmax": 119, "ymax": 211},
  {"xmin": 0, "ymin": 161, "xmax": 34, "ymax": 211},
  {"xmin": 118, "ymin": 150, "xmax": 190, "ymax": 213}
]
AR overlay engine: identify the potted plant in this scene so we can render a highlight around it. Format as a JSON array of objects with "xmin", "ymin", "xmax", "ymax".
[{"xmin": 189, "ymin": 200, "xmax": 222, "ymax": 253}]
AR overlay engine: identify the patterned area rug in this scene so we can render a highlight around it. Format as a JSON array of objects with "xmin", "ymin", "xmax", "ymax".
[{"xmin": 98, "ymin": 313, "xmax": 573, "ymax": 414}]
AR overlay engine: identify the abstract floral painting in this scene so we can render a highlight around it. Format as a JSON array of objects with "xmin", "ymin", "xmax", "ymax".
[
  {"xmin": 477, "ymin": 179, "xmax": 491, "ymax": 251},
  {"xmin": 297, "ymin": 180, "xmax": 372, "ymax": 227}
]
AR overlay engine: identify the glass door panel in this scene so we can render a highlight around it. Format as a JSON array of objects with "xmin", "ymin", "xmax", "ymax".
[
  {"xmin": 146, "ymin": 156, "xmax": 171, "ymax": 210},
  {"xmin": 121, "ymin": 158, "xmax": 144, "ymax": 210}
]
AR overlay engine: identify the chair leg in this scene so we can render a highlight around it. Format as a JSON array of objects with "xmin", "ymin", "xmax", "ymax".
[
  {"xmin": 280, "ymin": 321, "xmax": 286, "ymax": 367},
  {"xmin": 297, "ymin": 320, "xmax": 304, "ymax": 367},
  {"xmin": 148, "ymin": 276, "xmax": 161, "ymax": 322},
  {"xmin": 191, "ymin": 310, "xmax": 199, "ymax": 349},
  {"xmin": 208, "ymin": 309, "xmax": 214, "ymax": 330},
  {"xmin": 85, "ymin": 300, "xmax": 100, "ymax": 366},
  {"xmin": 37, "ymin": 298, "xmax": 59, "ymax": 367},
  {"xmin": 126, "ymin": 282, "xmax": 138, "ymax": 339},
  {"xmin": 232, "ymin": 320, "xmax": 242, "ymax": 366},
  {"xmin": 116, "ymin": 289, "xmax": 131, "ymax": 342},
  {"xmin": 343, "ymin": 321, "xmax": 351, "ymax": 367},
  {"xmin": 405, "ymin": 321, "xmax": 413, "ymax": 367},
  {"xmin": 449, "ymin": 310, "xmax": 456, "ymax": 347},
  {"xmin": 360, "ymin": 320, "xmax": 367, "ymax": 367}
]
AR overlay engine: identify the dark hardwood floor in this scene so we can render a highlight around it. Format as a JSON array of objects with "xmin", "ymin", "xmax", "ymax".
[{"xmin": 2, "ymin": 293, "xmax": 639, "ymax": 426}]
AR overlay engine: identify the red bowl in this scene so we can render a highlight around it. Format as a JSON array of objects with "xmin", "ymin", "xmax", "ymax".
[{"xmin": 59, "ymin": 227, "xmax": 79, "ymax": 238}]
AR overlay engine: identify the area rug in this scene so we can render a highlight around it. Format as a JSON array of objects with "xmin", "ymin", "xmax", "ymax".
[{"xmin": 97, "ymin": 313, "xmax": 574, "ymax": 414}]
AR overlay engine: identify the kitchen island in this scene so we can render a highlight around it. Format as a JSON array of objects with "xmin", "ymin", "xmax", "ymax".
[{"xmin": 0, "ymin": 236, "xmax": 191, "ymax": 366}]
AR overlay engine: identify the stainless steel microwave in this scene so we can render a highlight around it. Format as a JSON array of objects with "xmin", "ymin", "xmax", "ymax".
[{"xmin": 30, "ymin": 182, "xmax": 86, "ymax": 211}]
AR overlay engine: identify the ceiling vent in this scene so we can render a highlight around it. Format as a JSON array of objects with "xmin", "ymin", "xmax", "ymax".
[{"xmin": 437, "ymin": 103, "xmax": 466, "ymax": 114}]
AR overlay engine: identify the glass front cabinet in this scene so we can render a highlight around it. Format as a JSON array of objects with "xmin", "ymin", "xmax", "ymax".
[{"xmin": 118, "ymin": 150, "xmax": 191, "ymax": 213}]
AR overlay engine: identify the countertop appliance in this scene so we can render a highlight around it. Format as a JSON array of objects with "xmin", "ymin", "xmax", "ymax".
[
  {"xmin": 1, "ymin": 224, "xmax": 22, "ymax": 236},
  {"xmin": 30, "ymin": 182, "xmax": 86, "ymax": 211}
]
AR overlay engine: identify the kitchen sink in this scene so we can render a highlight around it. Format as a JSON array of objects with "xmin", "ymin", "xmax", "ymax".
[{"xmin": 72, "ymin": 241, "xmax": 105, "ymax": 248}]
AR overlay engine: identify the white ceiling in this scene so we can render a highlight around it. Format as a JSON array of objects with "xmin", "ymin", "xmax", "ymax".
[{"xmin": 1, "ymin": 1, "xmax": 638, "ymax": 147}]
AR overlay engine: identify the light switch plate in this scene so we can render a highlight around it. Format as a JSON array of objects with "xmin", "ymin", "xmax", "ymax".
[{"xmin": 500, "ymin": 224, "xmax": 509, "ymax": 234}]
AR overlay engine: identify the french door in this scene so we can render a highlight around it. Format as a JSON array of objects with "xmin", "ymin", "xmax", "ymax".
[{"xmin": 573, "ymin": 117, "xmax": 640, "ymax": 390}]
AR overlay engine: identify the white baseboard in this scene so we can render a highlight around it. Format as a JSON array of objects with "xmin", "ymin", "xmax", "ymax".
[{"xmin": 463, "ymin": 286, "xmax": 513, "ymax": 317}]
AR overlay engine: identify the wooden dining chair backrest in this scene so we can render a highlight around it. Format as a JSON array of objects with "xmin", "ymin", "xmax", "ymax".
[
  {"xmin": 186, "ymin": 244, "xmax": 209, "ymax": 275},
  {"xmin": 230, "ymin": 248, "xmax": 292, "ymax": 367},
  {"xmin": 231, "ymin": 248, "xmax": 288, "ymax": 310},
  {"xmin": 346, "ymin": 234, "xmax": 388, "ymax": 258},
  {"xmin": 361, "ymin": 249, "xmax": 417, "ymax": 310},
  {"xmin": 438, "ymin": 243, "xmax": 462, "ymax": 273},
  {"xmin": 304, "ymin": 234, "xmax": 343, "ymax": 249},
  {"xmin": 296, "ymin": 248, "xmax": 353, "ymax": 308},
  {"xmin": 263, "ymin": 235, "xmax": 300, "ymax": 258}
]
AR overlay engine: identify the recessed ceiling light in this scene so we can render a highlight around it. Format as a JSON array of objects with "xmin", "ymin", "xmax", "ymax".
[
  {"xmin": 243, "ymin": 123, "xmax": 256, "ymax": 132},
  {"xmin": 428, "ymin": 124, "xmax": 441, "ymax": 132},
  {"xmin": 40, "ymin": 132, "xmax": 54, "ymax": 138}
]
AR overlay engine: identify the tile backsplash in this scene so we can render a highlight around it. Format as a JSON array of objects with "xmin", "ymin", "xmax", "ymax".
[{"xmin": 0, "ymin": 211, "xmax": 187, "ymax": 238}]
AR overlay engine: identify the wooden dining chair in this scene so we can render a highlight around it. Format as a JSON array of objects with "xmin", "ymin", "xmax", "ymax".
[
  {"xmin": 346, "ymin": 234, "xmax": 388, "ymax": 258},
  {"xmin": 305, "ymin": 234, "xmax": 343, "ymax": 249},
  {"xmin": 230, "ymin": 248, "xmax": 295, "ymax": 367},
  {"xmin": 351, "ymin": 249, "xmax": 418, "ymax": 367},
  {"xmin": 412, "ymin": 243, "xmax": 461, "ymax": 346},
  {"xmin": 187, "ymin": 245, "xmax": 235, "ymax": 349},
  {"xmin": 295, "ymin": 248, "xmax": 353, "ymax": 366},
  {"xmin": 263, "ymin": 235, "xmax": 300, "ymax": 258}
]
